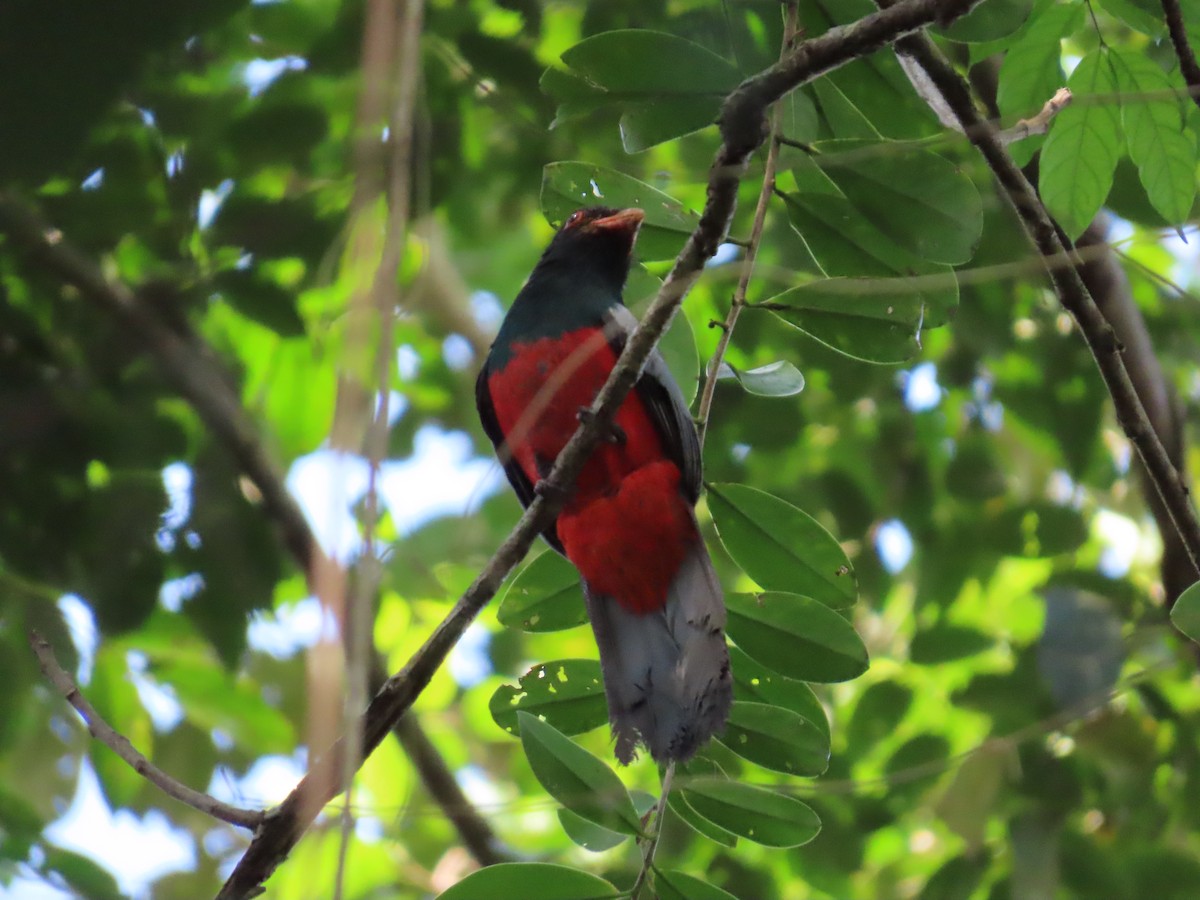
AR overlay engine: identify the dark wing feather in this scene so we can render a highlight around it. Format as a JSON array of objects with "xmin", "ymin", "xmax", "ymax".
[
  {"xmin": 603, "ymin": 306, "xmax": 702, "ymax": 502},
  {"xmin": 475, "ymin": 360, "xmax": 566, "ymax": 554}
]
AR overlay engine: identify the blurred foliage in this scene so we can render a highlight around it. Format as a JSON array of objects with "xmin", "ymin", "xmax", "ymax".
[{"xmin": 1, "ymin": 0, "xmax": 1199, "ymax": 897}]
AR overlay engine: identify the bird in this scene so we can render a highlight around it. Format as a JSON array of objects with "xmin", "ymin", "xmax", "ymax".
[{"xmin": 476, "ymin": 205, "xmax": 732, "ymax": 764}]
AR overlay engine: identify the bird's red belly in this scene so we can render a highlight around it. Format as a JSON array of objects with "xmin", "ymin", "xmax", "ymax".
[{"xmin": 487, "ymin": 328, "xmax": 696, "ymax": 613}]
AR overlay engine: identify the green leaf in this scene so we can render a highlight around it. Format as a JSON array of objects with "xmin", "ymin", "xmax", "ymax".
[
  {"xmin": 718, "ymin": 700, "xmax": 830, "ymax": 776},
  {"xmin": 556, "ymin": 807, "xmax": 629, "ymax": 853},
  {"xmin": 846, "ymin": 681, "xmax": 913, "ymax": 755},
  {"xmin": 518, "ymin": 712, "xmax": 642, "ymax": 835},
  {"xmin": 558, "ymin": 789, "xmax": 656, "ymax": 852},
  {"xmin": 656, "ymin": 869, "xmax": 741, "ymax": 900},
  {"xmin": 1096, "ymin": 0, "xmax": 1170, "ymax": 37},
  {"xmin": 552, "ymin": 30, "xmax": 741, "ymax": 151},
  {"xmin": 718, "ymin": 360, "xmax": 806, "ymax": 397},
  {"xmin": 940, "ymin": 0, "xmax": 1034, "ymax": 42},
  {"xmin": 540, "ymin": 162, "xmax": 698, "ymax": 261},
  {"xmin": 729, "ymin": 645, "xmax": 830, "ymax": 741},
  {"xmin": 885, "ymin": 734, "xmax": 952, "ymax": 780},
  {"xmin": 725, "ymin": 592, "xmax": 869, "ymax": 683},
  {"xmin": 707, "ymin": 483, "xmax": 856, "ymax": 606},
  {"xmin": 1111, "ymin": 50, "xmax": 1198, "ymax": 226},
  {"xmin": 762, "ymin": 274, "xmax": 954, "ymax": 364},
  {"xmin": 681, "ymin": 777, "xmax": 821, "ymax": 848},
  {"xmin": 816, "ymin": 142, "xmax": 985, "ymax": 266},
  {"xmin": 1039, "ymin": 49, "xmax": 1122, "ymax": 239},
  {"xmin": 996, "ymin": 2, "xmax": 1085, "ymax": 164},
  {"xmin": 910, "ymin": 623, "xmax": 994, "ymax": 664},
  {"xmin": 490, "ymin": 660, "xmax": 609, "ymax": 737},
  {"xmin": 1170, "ymin": 581, "xmax": 1200, "ymax": 644},
  {"xmin": 497, "ymin": 550, "xmax": 588, "ymax": 633},
  {"xmin": 41, "ymin": 848, "xmax": 123, "ymax": 900},
  {"xmin": 668, "ymin": 792, "xmax": 737, "ymax": 846},
  {"xmin": 437, "ymin": 863, "xmax": 618, "ymax": 899},
  {"xmin": 214, "ymin": 269, "xmax": 306, "ymax": 337}
]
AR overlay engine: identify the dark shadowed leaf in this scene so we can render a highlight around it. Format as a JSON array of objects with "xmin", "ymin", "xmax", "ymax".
[
  {"xmin": 437, "ymin": 863, "xmax": 618, "ymax": 899},
  {"xmin": 708, "ymin": 483, "xmax": 856, "ymax": 607},
  {"xmin": 550, "ymin": 30, "xmax": 740, "ymax": 151},
  {"xmin": 726, "ymin": 592, "xmax": 869, "ymax": 683},
  {"xmin": 498, "ymin": 550, "xmax": 588, "ymax": 633},
  {"xmin": 910, "ymin": 623, "xmax": 994, "ymax": 664},
  {"xmin": 518, "ymin": 712, "xmax": 642, "ymax": 835},
  {"xmin": 541, "ymin": 162, "xmax": 698, "ymax": 260},
  {"xmin": 490, "ymin": 659, "xmax": 608, "ymax": 737},
  {"xmin": 681, "ymin": 777, "xmax": 820, "ymax": 847}
]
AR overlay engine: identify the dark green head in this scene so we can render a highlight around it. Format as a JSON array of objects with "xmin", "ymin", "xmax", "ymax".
[{"xmin": 492, "ymin": 207, "xmax": 645, "ymax": 356}]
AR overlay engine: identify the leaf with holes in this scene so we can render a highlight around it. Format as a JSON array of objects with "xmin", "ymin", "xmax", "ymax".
[
  {"xmin": 708, "ymin": 483, "xmax": 856, "ymax": 606},
  {"xmin": 490, "ymin": 660, "xmax": 608, "ymax": 737},
  {"xmin": 497, "ymin": 551, "xmax": 588, "ymax": 633}
]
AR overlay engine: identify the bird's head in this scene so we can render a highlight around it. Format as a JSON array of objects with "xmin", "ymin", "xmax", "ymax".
[{"xmin": 534, "ymin": 206, "xmax": 645, "ymax": 292}]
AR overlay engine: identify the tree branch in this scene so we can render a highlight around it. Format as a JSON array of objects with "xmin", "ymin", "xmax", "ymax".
[
  {"xmin": 0, "ymin": 193, "xmax": 319, "ymax": 577},
  {"xmin": 214, "ymin": 2, "xmax": 983, "ymax": 896},
  {"xmin": 29, "ymin": 631, "xmax": 264, "ymax": 831},
  {"xmin": 885, "ymin": 27, "xmax": 1200, "ymax": 576},
  {"xmin": 1161, "ymin": 0, "xmax": 1200, "ymax": 111}
]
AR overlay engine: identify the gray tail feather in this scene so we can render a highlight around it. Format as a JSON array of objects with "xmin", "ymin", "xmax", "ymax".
[{"xmin": 583, "ymin": 535, "xmax": 732, "ymax": 764}]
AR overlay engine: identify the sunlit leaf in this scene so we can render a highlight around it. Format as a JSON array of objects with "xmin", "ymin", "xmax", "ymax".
[
  {"xmin": 717, "ymin": 360, "xmax": 806, "ymax": 397},
  {"xmin": 1039, "ymin": 49, "xmax": 1122, "ymax": 239},
  {"xmin": 490, "ymin": 660, "xmax": 608, "ymax": 737},
  {"xmin": 1111, "ymin": 50, "xmax": 1198, "ymax": 227},
  {"xmin": 497, "ymin": 550, "xmax": 588, "ymax": 633}
]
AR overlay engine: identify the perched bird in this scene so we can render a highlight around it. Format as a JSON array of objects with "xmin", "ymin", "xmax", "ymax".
[{"xmin": 476, "ymin": 206, "xmax": 731, "ymax": 764}]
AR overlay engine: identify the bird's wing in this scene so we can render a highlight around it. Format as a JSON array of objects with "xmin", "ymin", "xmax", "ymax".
[
  {"xmin": 604, "ymin": 305, "xmax": 702, "ymax": 502},
  {"xmin": 475, "ymin": 361, "xmax": 565, "ymax": 553}
]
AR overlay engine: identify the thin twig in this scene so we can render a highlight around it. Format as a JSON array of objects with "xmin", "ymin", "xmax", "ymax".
[
  {"xmin": 1161, "ymin": 0, "xmax": 1200, "ymax": 111},
  {"xmin": 630, "ymin": 763, "xmax": 675, "ymax": 899},
  {"xmin": 216, "ymin": 2, "xmax": 984, "ymax": 896},
  {"xmin": 886, "ymin": 22, "xmax": 1200, "ymax": 576},
  {"xmin": 696, "ymin": 1, "xmax": 799, "ymax": 448},
  {"xmin": 29, "ymin": 631, "xmax": 264, "ymax": 831}
]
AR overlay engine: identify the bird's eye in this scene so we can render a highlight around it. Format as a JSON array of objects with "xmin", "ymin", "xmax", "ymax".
[{"xmin": 565, "ymin": 210, "xmax": 586, "ymax": 229}]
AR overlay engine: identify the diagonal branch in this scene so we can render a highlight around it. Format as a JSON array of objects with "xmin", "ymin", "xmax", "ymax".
[
  {"xmin": 30, "ymin": 631, "xmax": 263, "ymax": 831},
  {"xmin": 884, "ymin": 24, "xmax": 1200, "ymax": 576},
  {"xmin": 215, "ymin": 1, "xmax": 984, "ymax": 896},
  {"xmin": 1160, "ymin": 0, "xmax": 1200, "ymax": 111}
]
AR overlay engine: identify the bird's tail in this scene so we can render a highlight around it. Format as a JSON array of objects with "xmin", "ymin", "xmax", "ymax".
[{"xmin": 584, "ymin": 533, "xmax": 732, "ymax": 764}]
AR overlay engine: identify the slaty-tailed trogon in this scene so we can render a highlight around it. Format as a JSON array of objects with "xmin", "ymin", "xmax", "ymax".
[{"xmin": 476, "ymin": 206, "xmax": 731, "ymax": 764}]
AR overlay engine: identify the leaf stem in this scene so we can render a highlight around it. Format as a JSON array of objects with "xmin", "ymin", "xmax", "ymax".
[
  {"xmin": 630, "ymin": 763, "xmax": 675, "ymax": 899},
  {"xmin": 696, "ymin": 3, "xmax": 799, "ymax": 450}
]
